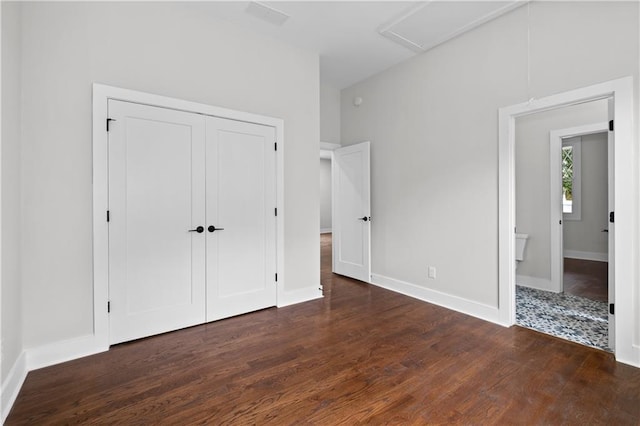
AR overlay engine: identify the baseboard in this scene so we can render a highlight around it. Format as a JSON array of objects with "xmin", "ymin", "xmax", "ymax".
[
  {"xmin": 26, "ymin": 334, "xmax": 108, "ymax": 372},
  {"xmin": 617, "ymin": 344, "xmax": 640, "ymax": 369},
  {"xmin": 516, "ymin": 275, "xmax": 559, "ymax": 292},
  {"xmin": 320, "ymin": 228, "xmax": 332, "ymax": 234},
  {"xmin": 1, "ymin": 351, "xmax": 27, "ymax": 423},
  {"xmin": 277, "ymin": 286, "xmax": 323, "ymax": 308},
  {"xmin": 370, "ymin": 273, "xmax": 503, "ymax": 326},
  {"xmin": 563, "ymin": 250, "xmax": 608, "ymax": 262}
]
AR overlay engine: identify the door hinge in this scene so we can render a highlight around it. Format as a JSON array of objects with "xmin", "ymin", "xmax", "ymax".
[
  {"xmin": 610, "ymin": 211, "xmax": 615, "ymax": 223},
  {"xmin": 106, "ymin": 118, "xmax": 116, "ymax": 132},
  {"xmin": 107, "ymin": 301, "xmax": 111, "ymax": 313},
  {"xmin": 275, "ymin": 273, "xmax": 278, "ymax": 282},
  {"xmin": 275, "ymin": 207, "xmax": 277, "ymax": 216},
  {"xmin": 107, "ymin": 210, "xmax": 110, "ymax": 222},
  {"xmin": 274, "ymin": 142, "xmax": 277, "ymax": 151},
  {"xmin": 609, "ymin": 120, "xmax": 614, "ymax": 131},
  {"xmin": 609, "ymin": 303, "xmax": 614, "ymax": 315},
  {"xmin": 559, "ymin": 219, "xmax": 562, "ymax": 225}
]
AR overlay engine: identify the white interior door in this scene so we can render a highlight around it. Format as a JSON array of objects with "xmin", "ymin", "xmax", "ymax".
[
  {"xmin": 205, "ymin": 117, "xmax": 277, "ymax": 321},
  {"xmin": 108, "ymin": 100, "xmax": 206, "ymax": 344},
  {"xmin": 332, "ymin": 141, "xmax": 371, "ymax": 282},
  {"xmin": 607, "ymin": 98, "xmax": 615, "ymax": 351}
]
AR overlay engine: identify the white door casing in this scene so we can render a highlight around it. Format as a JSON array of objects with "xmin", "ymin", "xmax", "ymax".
[
  {"xmin": 607, "ymin": 97, "xmax": 615, "ymax": 351},
  {"xmin": 549, "ymin": 122, "xmax": 608, "ymax": 294},
  {"xmin": 206, "ymin": 117, "xmax": 277, "ymax": 321},
  {"xmin": 499, "ymin": 77, "xmax": 635, "ymax": 366},
  {"xmin": 332, "ymin": 141, "xmax": 371, "ymax": 282},
  {"xmin": 108, "ymin": 100, "xmax": 207, "ymax": 344}
]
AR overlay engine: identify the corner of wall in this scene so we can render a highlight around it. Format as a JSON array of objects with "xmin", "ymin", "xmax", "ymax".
[{"xmin": 1, "ymin": 351, "xmax": 26, "ymax": 423}]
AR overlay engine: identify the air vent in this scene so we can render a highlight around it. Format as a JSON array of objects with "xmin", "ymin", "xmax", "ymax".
[{"xmin": 245, "ymin": 2, "xmax": 290, "ymax": 27}]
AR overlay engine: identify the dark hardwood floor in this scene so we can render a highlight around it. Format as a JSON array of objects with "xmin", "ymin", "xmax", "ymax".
[
  {"xmin": 563, "ymin": 258, "xmax": 608, "ymax": 302},
  {"xmin": 7, "ymin": 234, "xmax": 640, "ymax": 424}
]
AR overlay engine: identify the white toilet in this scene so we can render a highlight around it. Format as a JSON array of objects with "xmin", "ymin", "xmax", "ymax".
[{"xmin": 515, "ymin": 233, "xmax": 529, "ymax": 268}]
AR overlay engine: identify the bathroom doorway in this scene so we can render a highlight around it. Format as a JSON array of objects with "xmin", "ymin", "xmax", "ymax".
[{"xmin": 513, "ymin": 98, "xmax": 612, "ymax": 352}]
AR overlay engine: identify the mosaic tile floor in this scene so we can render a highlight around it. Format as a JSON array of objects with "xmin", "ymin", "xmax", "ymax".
[{"xmin": 516, "ymin": 285, "xmax": 610, "ymax": 352}]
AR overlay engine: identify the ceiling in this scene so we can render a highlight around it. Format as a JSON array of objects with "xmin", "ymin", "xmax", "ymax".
[{"xmin": 187, "ymin": 1, "xmax": 526, "ymax": 89}]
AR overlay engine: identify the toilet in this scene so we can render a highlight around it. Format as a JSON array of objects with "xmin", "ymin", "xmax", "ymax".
[{"xmin": 515, "ymin": 233, "xmax": 529, "ymax": 268}]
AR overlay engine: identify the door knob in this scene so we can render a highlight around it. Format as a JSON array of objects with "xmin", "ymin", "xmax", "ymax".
[
  {"xmin": 208, "ymin": 226, "xmax": 225, "ymax": 233},
  {"xmin": 188, "ymin": 226, "xmax": 204, "ymax": 233},
  {"xmin": 358, "ymin": 216, "xmax": 370, "ymax": 222}
]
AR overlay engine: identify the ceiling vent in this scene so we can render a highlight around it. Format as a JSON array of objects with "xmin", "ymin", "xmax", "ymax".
[{"xmin": 245, "ymin": 2, "xmax": 290, "ymax": 27}]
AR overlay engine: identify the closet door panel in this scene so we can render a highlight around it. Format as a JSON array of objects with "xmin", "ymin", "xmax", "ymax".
[
  {"xmin": 206, "ymin": 117, "xmax": 277, "ymax": 321},
  {"xmin": 108, "ymin": 100, "xmax": 206, "ymax": 344}
]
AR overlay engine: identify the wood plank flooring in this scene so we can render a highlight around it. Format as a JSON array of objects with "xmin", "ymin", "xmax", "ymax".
[
  {"xmin": 563, "ymin": 258, "xmax": 608, "ymax": 302},
  {"xmin": 6, "ymin": 234, "xmax": 640, "ymax": 424}
]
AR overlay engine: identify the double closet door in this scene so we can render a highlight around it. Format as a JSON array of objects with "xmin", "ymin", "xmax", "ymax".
[{"xmin": 107, "ymin": 100, "xmax": 276, "ymax": 344}]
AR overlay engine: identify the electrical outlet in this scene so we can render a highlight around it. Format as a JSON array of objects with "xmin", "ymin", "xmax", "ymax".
[{"xmin": 428, "ymin": 266, "xmax": 436, "ymax": 279}]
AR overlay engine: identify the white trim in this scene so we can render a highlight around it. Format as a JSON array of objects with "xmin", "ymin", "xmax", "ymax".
[
  {"xmin": 563, "ymin": 250, "xmax": 608, "ymax": 262},
  {"xmin": 549, "ymin": 122, "xmax": 608, "ymax": 293},
  {"xmin": 370, "ymin": 274, "xmax": 502, "ymax": 326},
  {"xmin": 26, "ymin": 335, "xmax": 105, "ymax": 372},
  {"xmin": 320, "ymin": 228, "xmax": 332, "ymax": 234},
  {"xmin": 516, "ymin": 275, "xmax": 558, "ymax": 293},
  {"xmin": 277, "ymin": 286, "xmax": 323, "ymax": 308},
  {"xmin": 93, "ymin": 83, "xmax": 286, "ymax": 352},
  {"xmin": 320, "ymin": 141, "xmax": 341, "ymax": 150},
  {"xmin": 499, "ymin": 76, "xmax": 638, "ymax": 367},
  {"xmin": 1, "ymin": 352, "xmax": 27, "ymax": 424}
]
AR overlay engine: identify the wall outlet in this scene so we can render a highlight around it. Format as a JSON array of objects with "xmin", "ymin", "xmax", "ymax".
[{"xmin": 428, "ymin": 266, "xmax": 436, "ymax": 279}]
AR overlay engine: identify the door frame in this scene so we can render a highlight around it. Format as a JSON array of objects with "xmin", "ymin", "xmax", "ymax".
[
  {"xmin": 92, "ymin": 83, "xmax": 285, "ymax": 350},
  {"xmin": 549, "ymin": 122, "xmax": 609, "ymax": 293},
  {"xmin": 498, "ymin": 76, "xmax": 636, "ymax": 366}
]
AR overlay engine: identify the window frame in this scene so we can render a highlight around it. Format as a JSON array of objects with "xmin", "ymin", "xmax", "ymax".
[{"xmin": 562, "ymin": 137, "xmax": 582, "ymax": 221}]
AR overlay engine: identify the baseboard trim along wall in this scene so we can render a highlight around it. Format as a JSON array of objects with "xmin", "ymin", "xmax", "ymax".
[
  {"xmin": 564, "ymin": 250, "xmax": 608, "ymax": 262},
  {"xmin": 320, "ymin": 228, "xmax": 332, "ymax": 234},
  {"xmin": 1, "ymin": 352, "xmax": 27, "ymax": 423},
  {"xmin": 370, "ymin": 274, "xmax": 503, "ymax": 326},
  {"xmin": 26, "ymin": 334, "xmax": 108, "ymax": 372},
  {"xmin": 516, "ymin": 275, "xmax": 558, "ymax": 293},
  {"xmin": 277, "ymin": 286, "xmax": 323, "ymax": 308}
]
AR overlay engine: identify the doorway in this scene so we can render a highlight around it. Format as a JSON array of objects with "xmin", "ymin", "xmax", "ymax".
[
  {"xmin": 498, "ymin": 77, "xmax": 635, "ymax": 363},
  {"xmin": 513, "ymin": 99, "xmax": 611, "ymax": 351}
]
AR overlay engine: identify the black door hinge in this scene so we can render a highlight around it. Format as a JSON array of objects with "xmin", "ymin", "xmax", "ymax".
[
  {"xmin": 274, "ymin": 142, "xmax": 277, "ymax": 151},
  {"xmin": 107, "ymin": 210, "xmax": 110, "ymax": 222},
  {"xmin": 107, "ymin": 301, "xmax": 111, "ymax": 313},
  {"xmin": 275, "ymin": 273, "xmax": 278, "ymax": 282},
  {"xmin": 106, "ymin": 118, "xmax": 116, "ymax": 132},
  {"xmin": 610, "ymin": 211, "xmax": 615, "ymax": 223},
  {"xmin": 609, "ymin": 303, "xmax": 614, "ymax": 315},
  {"xmin": 275, "ymin": 207, "xmax": 277, "ymax": 216},
  {"xmin": 609, "ymin": 120, "xmax": 614, "ymax": 131}
]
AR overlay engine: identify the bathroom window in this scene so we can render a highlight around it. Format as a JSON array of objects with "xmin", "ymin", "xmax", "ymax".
[{"xmin": 562, "ymin": 138, "xmax": 581, "ymax": 221}]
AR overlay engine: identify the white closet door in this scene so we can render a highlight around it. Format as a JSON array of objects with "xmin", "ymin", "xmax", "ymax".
[
  {"xmin": 108, "ymin": 100, "xmax": 206, "ymax": 344},
  {"xmin": 205, "ymin": 117, "xmax": 277, "ymax": 321}
]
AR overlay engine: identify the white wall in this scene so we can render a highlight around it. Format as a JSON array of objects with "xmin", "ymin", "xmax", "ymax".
[
  {"xmin": 1, "ymin": 0, "xmax": 23, "ymax": 386},
  {"xmin": 515, "ymin": 100, "xmax": 607, "ymax": 282},
  {"xmin": 563, "ymin": 133, "xmax": 609, "ymax": 258},
  {"xmin": 341, "ymin": 2, "xmax": 638, "ymax": 314},
  {"xmin": 320, "ymin": 84, "xmax": 341, "ymax": 144},
  {"xmin": 320, "ymin": 159, "xmax": 332, "ymax": 232},
  {"xmin": 17, "ymin": 2, "xmax": 320, "ymax": 350}
]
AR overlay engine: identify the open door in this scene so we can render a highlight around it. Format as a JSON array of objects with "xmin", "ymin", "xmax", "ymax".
[
  {"xmin": 332, "ymin": 141, "xmax": 371, "ymax": 282},
  {"xmin": 607, "ymin": 98, "xmax": 615, "ymax": 351}
]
